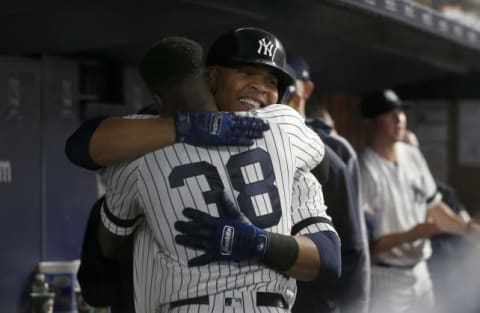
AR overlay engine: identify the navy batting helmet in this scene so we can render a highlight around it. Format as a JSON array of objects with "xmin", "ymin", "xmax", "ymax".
[{"xmin": 206, "ymin": 27, "xmax": 295, "ymax": 100}]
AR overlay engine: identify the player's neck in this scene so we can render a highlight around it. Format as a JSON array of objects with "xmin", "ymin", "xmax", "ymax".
[{"xmin": 369, "ymin": 139, "xmax": 397, "ymax": 163}]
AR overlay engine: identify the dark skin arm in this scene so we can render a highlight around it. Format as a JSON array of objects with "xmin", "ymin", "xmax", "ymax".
[
  {"xmin": 286, "ymin": 236, "xmax": 321, "ymax": 281},
  {"xmin": 90, "ymin": 117, "xmax": 175, "ymax": 167}
]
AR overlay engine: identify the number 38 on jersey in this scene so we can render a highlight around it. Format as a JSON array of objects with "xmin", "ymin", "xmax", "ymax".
[{"xmin": 169, "ymin": 148, "xmax": 281, "ymax": 229}]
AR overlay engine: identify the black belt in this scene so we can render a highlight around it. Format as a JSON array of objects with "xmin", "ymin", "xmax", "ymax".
[
  {"xmin": 374, "ymin": 262, "xmax": 417, "ymax": 269},
  {"xmin": 170, "ymin": 292, "xmax": 288, "ymax": 309}
]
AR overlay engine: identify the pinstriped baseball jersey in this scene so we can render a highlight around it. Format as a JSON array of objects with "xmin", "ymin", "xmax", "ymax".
[
  {"xmin": 360, "ymin": 142, "xmax": 441, "ymax": 266},
  {"xmin": 101, "ymin": 104, "xmax": 334, "ymax": 312}
]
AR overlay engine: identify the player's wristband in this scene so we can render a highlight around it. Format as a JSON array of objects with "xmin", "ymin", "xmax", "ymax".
[{"xmin": 261, "ymin": 232, "xmax": 299, "ymax": 273}]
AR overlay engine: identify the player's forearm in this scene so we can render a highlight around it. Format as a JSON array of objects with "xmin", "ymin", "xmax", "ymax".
[
  {"xmin": 370, "ymin": 231, "xmax": 416, "ymax": 255},
  {"xmin": 427, "ymin": 201, "xmax": 468, "ymax": 236},
  {"xmin": 90, "ymin": 117, "xmax": 175, "ymax": 167},
  {"xmin": 464, "ymin": 221, "xmax": 480, "ymax": 244},
  {"xmin": 67, "ymin": 113, "xmax": 270, "ymax": 170},
  {"xmin": 285, "ymin": 236, "xmax": 320, "ymax": 281},
  {"xmin": 263, "ymin": 232, "xmax": 340, "ymax": 282}
]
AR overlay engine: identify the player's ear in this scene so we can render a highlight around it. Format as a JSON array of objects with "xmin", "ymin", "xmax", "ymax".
[
  {"xmin": 205, "ymin": 67, "xmax": 218, "ymax": 95},
  {"xmin": 303, "ymin": 80, "xmax": 314, "ymax": 100},
  {"xmin": 287, "ymin": 94, "xmax": 302, "ymax": 113}
]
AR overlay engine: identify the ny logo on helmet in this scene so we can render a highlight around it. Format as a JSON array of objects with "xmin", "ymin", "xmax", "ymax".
[{"xmin": 257, "ymin": 38, "xmax": 278, "ymax": 59}]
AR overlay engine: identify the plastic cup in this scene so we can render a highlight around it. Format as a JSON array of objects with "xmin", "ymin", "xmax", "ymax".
[{"xmin": 38, "ymin": 260, "xmax": 80, "ymax": 313}]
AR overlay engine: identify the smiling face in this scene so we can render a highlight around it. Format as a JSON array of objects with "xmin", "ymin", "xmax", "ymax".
[{"xmin": 206, "ymin": 64, "xmax": 279, "ymax": 112}]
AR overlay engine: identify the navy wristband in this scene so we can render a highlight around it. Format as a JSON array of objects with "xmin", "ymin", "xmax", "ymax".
[{"xmin": 262, "ymin": 232, "xmax": 299, "ymax": 273}]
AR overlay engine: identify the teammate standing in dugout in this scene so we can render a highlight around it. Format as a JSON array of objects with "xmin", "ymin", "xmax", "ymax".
[
  {"xmin": 282, "ymin": 55, "xmax": 370, "ymax": 313},
  {"xmin": 359, "ymin": 90, "xmax": 480, "ymax": 313},
  {"xmin": 66, "ymin": 28, "xmax": 340, "ymax": 313}
]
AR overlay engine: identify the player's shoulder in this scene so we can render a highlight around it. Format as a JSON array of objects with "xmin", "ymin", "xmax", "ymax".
[
  {"xmin": 331, "ymin": 132, "xmax": 356, "ymax": 154},
  {"xmin": 396, "ymin": 141, "xmax": 428, "ymax": 169},
  {"xmin": 358, "ymin": 147, "xmax": 373, "ymax": 163},
  {"xmin": 396, "ymin": 141, "xmax": 415, "ymax": 152},
  {"xmin": 324, "ymin": 144, "xmax": 346, "ymax": 169},
  {"xmin": 294, "ymin": 169, "xmax": 320, "ymax": 185},
  {"xmin": 396, "ymin": 141, "xmax": 422, "ymax": 160},
  {"xmin": 358, "ymin": 148, "xmax": 378, "ymax": 176},
  {"xmin": 253, "ymin": 104, "xmax": 304, "ymax": 124},
  {"xmin": 98, "ymin": 157, "xmax": 143, "ymax": 193}
]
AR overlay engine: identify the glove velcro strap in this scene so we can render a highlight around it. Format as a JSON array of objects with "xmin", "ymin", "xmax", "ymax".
[
  {"xmin": 261, "ymin": 232, "xmax": 299, "ymax": 273},
  {"xmin": 208, "ymin": 112, "xmax": 225, "ymax": 135}
]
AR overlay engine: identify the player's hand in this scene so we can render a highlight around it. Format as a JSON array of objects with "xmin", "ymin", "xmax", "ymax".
[
  {"xmin": 427, "ymin": 203, "xmax": 468, "ymax": 236},
  {"xmin": 174, "ymin": 194, "xmax": 269, "ymax": 266},
  {"xmin": 174, "ymin": 112, "xmax": 269, "ymax": 146}
]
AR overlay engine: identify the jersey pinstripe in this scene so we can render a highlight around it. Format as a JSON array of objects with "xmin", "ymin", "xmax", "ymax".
[
  {"xmin": 360, "ymin": 142, "xmax": 441, "ymax": 265},
  {"xmin": 101, "ymin": 104, "xmax": 335, "ymax": 312}
]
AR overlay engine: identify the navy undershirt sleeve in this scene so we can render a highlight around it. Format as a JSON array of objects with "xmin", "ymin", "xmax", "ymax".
[
  {"xmin": 65, "ymin": 116, "xmax": 107, "ymax": 170},
  {"xmin": 305, "ymin": 231, "xmax": 341, "ymax": 282}
]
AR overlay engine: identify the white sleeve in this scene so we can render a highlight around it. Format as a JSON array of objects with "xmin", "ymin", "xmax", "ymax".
[
  {"xmin": 100, "ymin": 159, "xmax": 144, "ymax": 236},
  {"xmin": 290, "ymin": 171, "xmax": 337, "ymax": 235},
  {"xmin": 259, "ymin": 104, "xmax": 324, "ymax": 171}
]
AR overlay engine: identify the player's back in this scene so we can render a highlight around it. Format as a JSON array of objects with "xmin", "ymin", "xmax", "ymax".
[{"xmin": 116, "ymin": 104, "xmax": 324, "ymax": 309}]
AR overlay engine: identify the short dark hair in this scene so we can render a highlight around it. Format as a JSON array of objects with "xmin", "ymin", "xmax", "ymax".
[{"xmin": 139, "ymin": 37, "xmax": 204, "ymax": 95}]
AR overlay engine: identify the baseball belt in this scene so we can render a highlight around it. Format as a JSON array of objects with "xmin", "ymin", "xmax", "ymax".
[{"xmin": 169, "ymin": 292, "xmax": 288, "ymax": 309}]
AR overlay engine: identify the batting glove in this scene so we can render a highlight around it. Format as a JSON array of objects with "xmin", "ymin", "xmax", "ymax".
[
  {"xmin": 174, "ymin": 195, "xmax": 269, "ymax": 266},
  {"xmin": 174, "ymin": 112, "xmax": 269, "ymax": 146}
]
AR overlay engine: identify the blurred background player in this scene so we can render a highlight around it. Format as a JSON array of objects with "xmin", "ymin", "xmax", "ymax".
[
  {"xmin": 359, "ymin": 89, "xmax": 475, "ymax": 313},
  {"xmin": 282, "ymin": 55, "xmax": 370, "ymax": 313}
]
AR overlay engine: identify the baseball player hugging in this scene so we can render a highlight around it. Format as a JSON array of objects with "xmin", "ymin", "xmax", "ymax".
[{"xmin": 98, "ymin": 28, "xmax": 340, "ymax": 313}]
